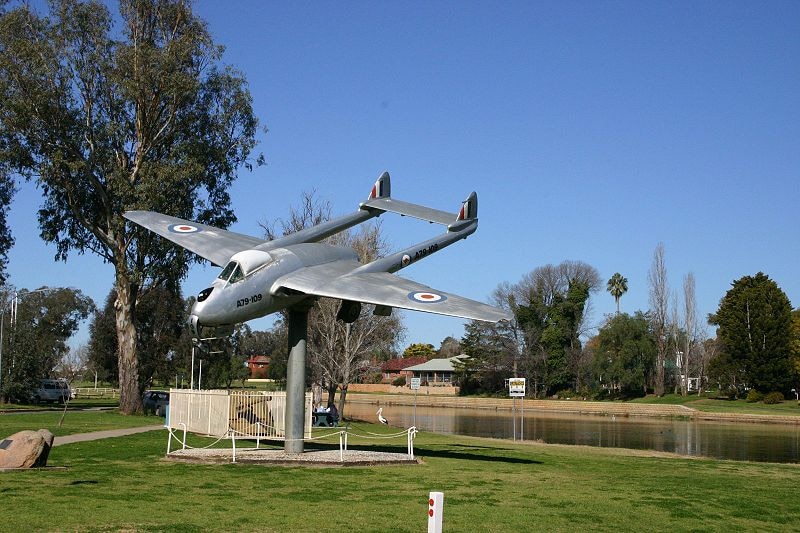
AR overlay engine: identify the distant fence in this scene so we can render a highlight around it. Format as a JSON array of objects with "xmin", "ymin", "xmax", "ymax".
[
  {"xmin": 72, "ymin": 387, "xmax": 119, "ymax": 399},
  {"xmin": 167, "ymin": 389, "xmax": 312, "ymax": 440}
]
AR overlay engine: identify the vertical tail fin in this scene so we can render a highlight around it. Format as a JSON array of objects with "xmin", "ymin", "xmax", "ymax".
[
  {"xmin": 457, "ymin": 191, "xmax": 478, "ymax": 221},
  {"xmin": 368, "ymin": 171, "xmax": 391, "ymax": 199}
]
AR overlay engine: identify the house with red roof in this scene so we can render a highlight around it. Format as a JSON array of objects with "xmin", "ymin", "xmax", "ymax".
[
  {"xmin": 246, "ymin": 355, "xmax": 271, "ymax": 379},
  {"xmin": 380, "ymin": 357, "xmax": 428, "ymax": 384}
]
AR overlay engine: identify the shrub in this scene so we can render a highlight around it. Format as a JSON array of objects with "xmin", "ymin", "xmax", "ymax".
[
  {"xmin": 762, "ymin": 392, "xmax": 784, "ymax": 404},
  {"xmin": 392, "ymin": 376, "xmax": 406, "ymax": 387},
  {"xmin": 746, "ymin": 389, "xmax": 763, "ymax": 403}
]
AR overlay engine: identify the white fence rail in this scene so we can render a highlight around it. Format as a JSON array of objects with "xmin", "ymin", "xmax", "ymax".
[
  {"xmin": 72, "ymin": 387, "xmax": 119, "ymax": 399},
  {"xmin": 167, "ymin": 389, "xmax": 312, "ymax": 440}
]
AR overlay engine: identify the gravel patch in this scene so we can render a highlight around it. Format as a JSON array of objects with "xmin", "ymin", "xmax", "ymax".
[{"xmin": 166, "ymin": 447, "xmax": 419, "ymax": 466}]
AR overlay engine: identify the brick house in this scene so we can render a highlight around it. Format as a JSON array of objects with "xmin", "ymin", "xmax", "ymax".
[
  {"xmin": 380, "ymin": 357, "xmax": 428, "ymax": 384},
  {"xmin": 246, "ymin": 355, "xmax": 271, "ymax": 379},
  {"xmin": 404, "ymin": 355, "xmax": 468, "ymax": 385}
]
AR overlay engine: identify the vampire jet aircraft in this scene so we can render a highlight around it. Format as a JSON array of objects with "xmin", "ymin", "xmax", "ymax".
[{"xmin": 124, "ymin": 172, "xmax": 511, "ymax": 340}]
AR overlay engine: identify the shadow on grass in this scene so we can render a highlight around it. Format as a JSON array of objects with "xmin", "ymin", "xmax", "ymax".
[
  {"xmin": 299, "ymin": 440, "xmax": 542, "ymax": 465},
  {"xmin": 412, "ymin": 446, "xmax": 542, "ymax": 464}
]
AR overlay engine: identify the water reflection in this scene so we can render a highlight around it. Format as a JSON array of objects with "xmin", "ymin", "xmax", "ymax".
[{"xmin": 345, "ymin": 402, "xmax": 800, "ymax": 463}]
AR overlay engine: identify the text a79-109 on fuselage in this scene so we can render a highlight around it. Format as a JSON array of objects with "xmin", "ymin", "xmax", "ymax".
[{"xmin": 123, "ymin": 172, "xmax": 511, "ymax": 339}]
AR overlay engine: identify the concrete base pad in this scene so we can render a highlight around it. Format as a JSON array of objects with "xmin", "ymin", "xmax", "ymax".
[{"xmin": 166, "ymin": 447, "xmax": 419, "ymax": 466}]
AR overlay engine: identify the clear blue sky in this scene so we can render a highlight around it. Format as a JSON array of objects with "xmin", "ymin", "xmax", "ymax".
[{"xmin": 6, "ymin": 1, "xmax": 800, "ymax": 351}]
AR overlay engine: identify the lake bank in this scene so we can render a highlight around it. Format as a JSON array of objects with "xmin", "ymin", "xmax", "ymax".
[{"xmin": 346, "ymin": 393, "xmax": 800, "ymax": 425}]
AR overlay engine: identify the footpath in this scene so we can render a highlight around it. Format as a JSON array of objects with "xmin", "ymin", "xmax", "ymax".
[
  {"xmin": 53, "ymin": 425, "xmax": 164, "ymax": 447},
  {"xmin": 347, "ymin": 393, "xmax": 800, "ymax": 425}
]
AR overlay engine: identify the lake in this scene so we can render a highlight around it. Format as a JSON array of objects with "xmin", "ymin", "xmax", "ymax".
[{"xmin": 344, "ymin": 401, "xmax": 800, "ymax": 463}]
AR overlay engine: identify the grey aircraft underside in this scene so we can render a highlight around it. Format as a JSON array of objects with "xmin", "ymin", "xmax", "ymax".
[{"xmin": 124, "ymin": 172, "xmax": 511, "ymax": 339}]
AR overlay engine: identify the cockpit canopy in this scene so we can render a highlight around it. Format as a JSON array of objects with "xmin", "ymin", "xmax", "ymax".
[{"xmin": 217, "ymin": 250, "xmax": 274, "ymax": 284}]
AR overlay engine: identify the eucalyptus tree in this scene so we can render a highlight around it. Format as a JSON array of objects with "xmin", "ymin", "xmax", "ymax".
[
  {"xmin": 0, "ymin": 1, "xmax": 260, "ymax": 412},
  {"xmin": 0, "ymin": 175, "xmax": 13, "ymax": 284},
  {"xmin": 606, "ymin": 272, "xmax": 628, "ymax": 315},
  {"xmin": 88, "ymin": 284, "xmax": 187, "ymax": 389},
  {"xmin": 0, "ymin": 287, "xmax": 94, "ymax": 402}
]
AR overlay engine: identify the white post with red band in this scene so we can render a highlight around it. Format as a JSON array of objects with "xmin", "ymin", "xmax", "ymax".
[{"xmin": 428, "ymin": 491, "xmax": 444, "ymax": 533}]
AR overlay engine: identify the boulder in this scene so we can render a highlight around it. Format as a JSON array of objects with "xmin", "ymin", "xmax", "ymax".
[{"xmin": 0, "ymin": 429, "xmax": 55, "ymax": 469}]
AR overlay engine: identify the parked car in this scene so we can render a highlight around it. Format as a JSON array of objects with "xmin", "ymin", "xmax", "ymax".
[
  {"xmin": 32, "ymin": 379, "xmax": 71, "ymax": 404},
  {"xmin": 143, "ymin": 390, "xmax": 170, "ymax": 416}
]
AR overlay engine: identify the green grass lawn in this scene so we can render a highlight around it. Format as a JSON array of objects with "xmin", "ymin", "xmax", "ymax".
[
  {"xmin": 631, "ymin": 394, "xmax": 800, "ymax": 416},
  {"xmin": 1, "ymin": 412, "xmax": 799, "ymax": 532},
  {"xmin": 1, "ymin": 398, "xmax": 122, "ymax": 411},
  {"xmin": 0, "ymin": 410, "xmax": 157, "ymax": 437}
]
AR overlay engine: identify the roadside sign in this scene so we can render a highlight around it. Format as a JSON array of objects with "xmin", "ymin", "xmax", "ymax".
[
  {"xmin": 508, "ymin": 377, "xmax": 526, "ymax": 397},
  {"xmin": 410, "ymin": 377, "xmax": 421, "ymax": 390}
]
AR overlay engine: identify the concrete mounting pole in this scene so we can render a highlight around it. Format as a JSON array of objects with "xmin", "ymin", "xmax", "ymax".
[{"xmin": 284, "ymin": 304, "xmax": 310, "ymax": 454}]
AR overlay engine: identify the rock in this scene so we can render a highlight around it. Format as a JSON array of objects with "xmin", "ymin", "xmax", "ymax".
[
  {"xmin": 0, "ymin": 429, "xmax": 55, "ymax": 469},
  {"xmin": 33, "ymin": 429, "xmax": 55, "ymax": 467}
]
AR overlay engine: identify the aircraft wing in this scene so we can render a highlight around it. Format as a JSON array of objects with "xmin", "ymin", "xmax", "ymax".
[
  {"xmin": 274, "ymin": 263, "xmax": 512, "ymax": 323},
  {"xmin": 124, "ymin": 211, "xmax": 266, "ymax": 267}
]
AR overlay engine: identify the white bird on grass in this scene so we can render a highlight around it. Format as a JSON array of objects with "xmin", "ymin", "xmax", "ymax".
[{"xmin": 376, "ymin": 407, "xmax": 389, "ymax": 425}]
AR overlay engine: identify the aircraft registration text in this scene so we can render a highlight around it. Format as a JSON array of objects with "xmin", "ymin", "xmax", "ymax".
[
  {"xmin": 414, "ymin": 243, "xmax": 439, "ymax": 261},
  {"xmin": 237, "ymin": 293, "xmax": 263, "ymax": 308}
]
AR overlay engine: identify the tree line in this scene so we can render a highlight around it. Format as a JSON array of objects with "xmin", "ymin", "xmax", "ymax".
[
  {"xmin": 457, "ymin": 246, "xmax": 799, "ymax": 400},
  {"xmin": 0, "ymin": 0, "xmax": 261, "ymax": 412}
]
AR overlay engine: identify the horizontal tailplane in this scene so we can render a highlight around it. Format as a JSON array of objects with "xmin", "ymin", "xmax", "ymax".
[{"xmin": 361, "ymin": 177, "xmax": 477, "ymax": 232}]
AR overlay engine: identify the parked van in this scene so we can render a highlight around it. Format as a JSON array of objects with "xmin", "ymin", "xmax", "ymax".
[{"xmin": 32, "ymin": 379, "xmax": 71, "ymax": 404}]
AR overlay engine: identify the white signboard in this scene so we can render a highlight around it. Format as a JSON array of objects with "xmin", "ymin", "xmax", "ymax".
[
  {"xmin": 508, "ymin": 377, "xmax": 526, "ymax": 397},
  {"xmin": 410, "ymin": 377, "xmax": 421, "ymax": 390}
]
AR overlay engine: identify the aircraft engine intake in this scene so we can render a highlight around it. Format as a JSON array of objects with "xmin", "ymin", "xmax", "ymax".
[
  {"xmin": 189, "ymin": 314, "xmax": 201, "ymax": 338},
  {"xmin": 336, "ymin": 299, "xmax": 362, "ymax": 323}
]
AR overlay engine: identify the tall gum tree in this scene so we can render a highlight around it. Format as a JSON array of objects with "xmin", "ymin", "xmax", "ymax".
[{"xmin": 0, "ymin": 1, "xmax": 260, "ymax": 412}]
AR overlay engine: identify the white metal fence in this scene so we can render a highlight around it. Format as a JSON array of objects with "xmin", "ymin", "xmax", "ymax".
[
  {"xmin": 167, "ymin": 389, "xmax": 312, "ymax": 440},
  {"xmin": 72, "ymin": 387, "xmax": 119, "ymax": 399}
]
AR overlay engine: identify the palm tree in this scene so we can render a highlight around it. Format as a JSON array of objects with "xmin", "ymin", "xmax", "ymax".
[{"xmin": 607, "ymin": 272, "xmax": 628, "ymax": 314}]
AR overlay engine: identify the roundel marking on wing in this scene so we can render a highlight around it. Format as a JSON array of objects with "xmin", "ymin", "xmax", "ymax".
[
  {"xmin": 408, "ymin": 291, "xmax": 447, "ymax": 304},
  {"xmin": 168, "ymin": 224, "xmax": 201, "ymax": 234}
]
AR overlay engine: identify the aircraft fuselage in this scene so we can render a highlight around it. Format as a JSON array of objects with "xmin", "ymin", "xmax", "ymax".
[{"xmin": 189, "ymin": 243, "xmax": 358, "ymax": 338}]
